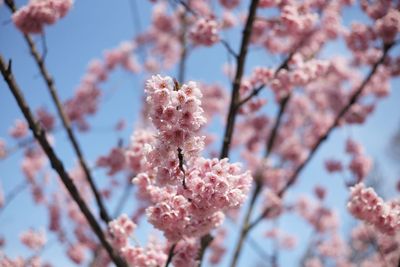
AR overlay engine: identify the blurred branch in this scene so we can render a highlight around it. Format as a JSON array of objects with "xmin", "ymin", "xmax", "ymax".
[
  {"xmin": 113, "ymin": 179, "xmax": 134, "ymax": 218},
  {"xmin": 249, "ymin": 42, "xmax": 395, "ymax": 230},
  {"xmin": 228, "ymin": 5, "xmax": 350, "ymax": 262},
  {"xmin": 0, "ymin": 55, "xmax": 127, "ymax": 267},
  {"xmin": 173, "ymin": 0, "xmax": 198, "ymax": 16},
  {"xmin": 4, "ymin": 0, "xmax": 111, "ymax": 224},
  {"xmin": 228, "ymin": 55, "xmax": 292, "ymax": 267},
  {"xmin": 178, "ymin": 9, "xmax": 188, "ymax": 83},
  {"xmin": 0, "ymin": 180, "xmax": 28, "ymax": 217},
  {"xmin": 220, "ymin": 39, "xmax": 238, "ymax": 59}
]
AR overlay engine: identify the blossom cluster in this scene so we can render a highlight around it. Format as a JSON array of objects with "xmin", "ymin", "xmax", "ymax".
[
  {"xmin": 108, "ymin": 214, "xmax": 166, "ymax": 267},
  {"xmin": 131, "ymin": 75, "xmax": 252, "ymax": 243},
  {"xmin": 13, "ymin": 0, "xmax": 73, "ymax": 34},
  {"xmin": 189, "ymin": 18, "xmax": 220, "ymax": 47},
  {"xmin": 348, "ymin": 183, "xmax": 400, "ymax": 235},
  {"xmin": 325, "ymin": 139, "xmax": 372, "ymax": 183},
  {"xmin": 64, "ymin": 42, "xmax": 139, "ymax": 131},
  {"xmin": 146, "ymin": 157, "xmax": 251, "ymax": 241},
  {"xmin": 144, "ymin": 75, "xmax": 206, "ymax": 185},
  {"xmin": 19, "ymin": 229, "xmax": 46, "ymax": 251}
]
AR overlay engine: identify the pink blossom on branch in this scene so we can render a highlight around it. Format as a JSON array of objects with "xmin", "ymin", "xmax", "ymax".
[
  {"xmin": 189, "ymin": 18, "xmax": 220, "ymax": 47},
  {"xmin": 348, "ymin": 183, "xmax": 400, "ymax": 235},
  {"xmin": 20, "ymin": 229, "xmax": 46, "ymax": 251},
  {"xmin": 12, "ymin": 0, "xmax": 73, "ymax": 34}
]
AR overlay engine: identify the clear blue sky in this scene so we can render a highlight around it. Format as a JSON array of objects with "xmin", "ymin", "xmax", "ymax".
[{"xmin": 1, "ymin": 0, "xmax": 399, "ymax": 266}]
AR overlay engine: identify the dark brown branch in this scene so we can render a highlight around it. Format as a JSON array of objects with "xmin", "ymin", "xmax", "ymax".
[
  {"xmin": 0, "ymin": 55, "xmax": 127, "ymax": 267},
  {"xmin": 248, "ymin": 42, "xmax": 395, "ymax": 230},
  {"xmin": 198, "ymin": 233, "xmax": 214, "ymax": 267},
  {"xmin": 4, "ymin": 0, "xmax": 111, "ymax": 224},
  {"xmin": 220, "ymin": 0, "xmax": 260, "ymax": 159},
  {"xmin": 197, "ymin": 0, "xmax": 261, "ymax": 264},
  {"xmin": 164, "ymin": 243, "xmax": 176, "ymax": 267}
]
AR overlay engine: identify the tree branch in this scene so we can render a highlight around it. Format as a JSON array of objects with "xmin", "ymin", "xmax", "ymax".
[
  {"xmin": 0, "ymin": 180, "xmax": 28, "ymax": 217},
  {"xmin": 4, "ymin": 0, "xmax": 111, "ymax": 224},
  {"xmin": 220, "ymin": 0, "xmax": 260, "ymax": 159},
  {"xmin": 229, "ymin": 178, "xmax": 262, "ymax": 267},
  {"xmin": 228, "ymin": 51, "xmax": 293, "ymax": 267},
  {"xmin": 0, "ymin": 55, "xmax": 127, "ymax": 267},
  {"xmin": 248, "ymin": 41, "xmax": 395, "ymax": 231},
  {"xmin": 164, "ymin": 243, "xmax": 176, "ymax": 267}
]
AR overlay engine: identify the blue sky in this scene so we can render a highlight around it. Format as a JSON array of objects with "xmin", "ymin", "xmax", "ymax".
[{"xmin": 1, "ymin": 0, "xmax": 399, "ymax": 266}]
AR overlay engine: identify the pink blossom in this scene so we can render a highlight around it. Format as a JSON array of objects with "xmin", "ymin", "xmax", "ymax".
[
  {"xmin": 20, "ymin": 229, "xmax": 46, "ymax": 251},
  {"xmin": 126, "ymin": 129, "xmax": 156, "ymax": 174},
  {"xmin": 12, "ymin": 0, "xmax": 73, "ymax": 34},
  {"xmin": 324, "ymin": 159, "xmax": 343, "ymax": 173},
  {"xmin": 314, "ymin": 185, "xmax": 326, "ymax": 200},
  {"xmin": 0, "ymin": 139, "xmax": 6, "ymax": 159},
  {"xmin": 9, "ymin": 119, "xmax": 28, "ymax": 139},
  {"xmin": 172, "ymin": 238, "xmax": 200, "ymax": 267},
  {"xmin": 96, "ymin": 147, "xmax": 126, "ymax": 176},
  {"xmin": 36, "ymin": 107, "xmax": 55, "ymax": 131},
  {"xmin": 190, "ymin": 18, "xmax": 220, "ymax": 46},
  {"xmin": 259, "ymin": 0, "xmax": 281, "ymax": 8},
  {"xmin": 348, "ymin": 183, "xmax": 400, "ymax": 235},
  {"xmin": 348, "ymin": 155, "xmax": 372, "ymax": 182},
  {"xmin": 374, "ymin": 9, "xmax": 400, "ymax": 43},
  {"xmin": 345, "ymin": 23, "xmax": 375, "ymax": 52},
  {"xmin": 208, "ymin": 229, "xmax": 226, "ymax": 265},
  {"xmin": 0, "ymin": 183, "xmax": 3, "ymax": 208},
  {"xmin": 219, "ymin": 0, "xmax": 240, "ymax": 10},
  {"xmin": 108, "ymin": 214, "xmax": 136, "ymax": 249},
  {"xmin": 120, "ymin": 238, "xmax": 166, "ymax": 267},
  {"xmin": 67, "ymin": 243, "xmax": 85, "ymax": 264}
]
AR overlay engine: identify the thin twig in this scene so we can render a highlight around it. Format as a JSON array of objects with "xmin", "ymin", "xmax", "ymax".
[
  {"xmin": 173, "ymin": 0, "xmax": 198, "ymax": 16},
  {"xmin": 220, "ymin": 39, "xmax": 238, "ymax": 59},
  {"xmin": 4, "ymin": 0, "xmax": 111, "ymax": 224},
  {"xmin": 0, "ymin": 180, "xmax": 28, "ymax": 217},
  {"xmin": 0, "ymin": 55, "xmax": 127, "ymax": 267},
  {"xmin": 113, "ymin": 180, "xmax": 134, "ymax": 218},
  {"xmin": 41, "ymin": 33, "xmax": 48, "ymax": 62}
]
